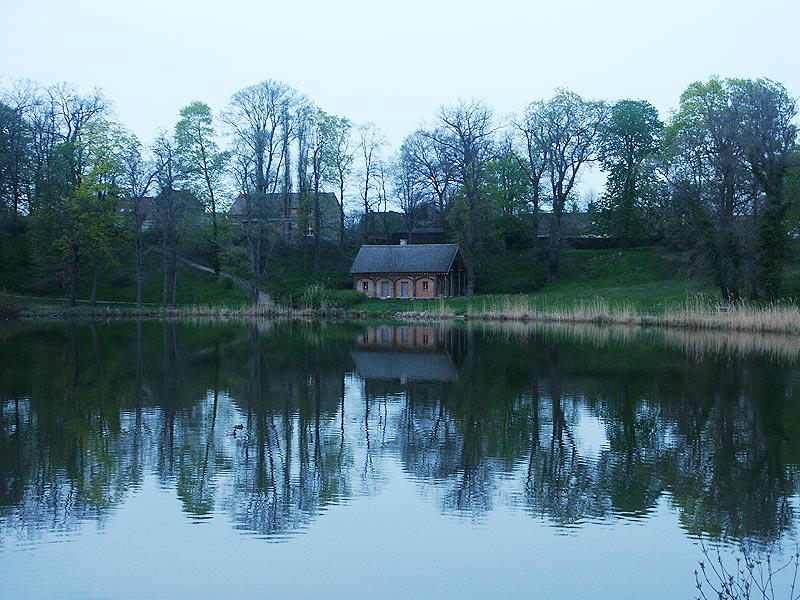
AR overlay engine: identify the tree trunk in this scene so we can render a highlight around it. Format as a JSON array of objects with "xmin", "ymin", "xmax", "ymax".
[
  {"xmin": 314, "ymin": 186, "xmax": 321, "ymax": 273},
  {"xmin": 68, "ymin": 238, "xmax": 78, "ymax": 307},
  {"xmin": 548, "ymin": 210, "xmax": 562, "ymax": 284},
  {"xmin": 339, "ymin": 181, "xmax": 346, "ymax": 269},
  {"xmin": 135, "ymin": 232, "xmax": 143, "ymax": 309},
  {"xmin": 249, "ymin": 229, "xmax": 260, "ymax": 308},
  {"xmin": 531, "ymin": 208, "xmax": 539, "ymax": 266},
  {"xmin": 162, "ymin": 246, "xmax": 169, "ymax": 306},
  {"xmin": 90, "ymin": 264, "xmax": 100, "ymax": 305},
  {"xmin": 171, "ymin": 258, "xmax": 178, "ymax": 308}
]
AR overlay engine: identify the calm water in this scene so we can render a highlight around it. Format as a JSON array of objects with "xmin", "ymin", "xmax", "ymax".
[{"xmin": 1, "ymin": 320, "xmax": 799, "ymax": 599}]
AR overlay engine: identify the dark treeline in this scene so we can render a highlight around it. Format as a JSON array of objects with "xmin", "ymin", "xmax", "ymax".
[
  {"xmin": 1, "ymin": 321, "xmax": 798, "ymax": 542},
  {"xmin": 0, "ymin": 77, "xmax": 798, "ymax": 303}
]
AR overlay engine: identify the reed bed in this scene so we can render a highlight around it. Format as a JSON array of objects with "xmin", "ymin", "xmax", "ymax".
[
  {"xmin": 484, "ymin": 320, "xmax": 800, "ymax": 361},
  {"xmin": 14, "ymin": 292, "xmax": 800, "ymax": 336},
  {"xmin": 467, "ymin": 295, "xmax": 800, "ymax": 335}
]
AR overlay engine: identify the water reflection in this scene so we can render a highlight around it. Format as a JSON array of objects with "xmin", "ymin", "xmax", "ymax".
[{"xmin": 1, "ymin": 320, "xmax": 798, "ymax": 547}]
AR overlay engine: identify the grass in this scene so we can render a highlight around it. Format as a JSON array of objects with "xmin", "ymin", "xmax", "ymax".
[{"xmin": 6, "ymin": 236, "xmax": 800, "ymax": 335}]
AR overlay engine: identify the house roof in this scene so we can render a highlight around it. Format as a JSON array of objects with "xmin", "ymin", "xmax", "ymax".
[
  {"xmin": 349, "ymin": 244, "xmax": 460, "ymax": 275},
  {"xmin": 536, "ymin": 212, "xmax": 595, "ymax": 237},
  {"xmin": 228, "ymin": 192, "xmax": 338, "ymax": 217}
]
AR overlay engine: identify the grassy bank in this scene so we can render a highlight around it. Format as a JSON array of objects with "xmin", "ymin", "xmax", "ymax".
[
  {"xmin": 12, "ymin": 291, "xmax": 800, "ymax": 336},
  {"xmin": 7, "ymin": 244, "xmax": 800, "ymax": 335}
]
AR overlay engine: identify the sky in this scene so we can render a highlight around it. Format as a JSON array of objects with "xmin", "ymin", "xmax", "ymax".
[{"xmin": 2, "ymin": 0, "xmax": 798, "ymax": 197}]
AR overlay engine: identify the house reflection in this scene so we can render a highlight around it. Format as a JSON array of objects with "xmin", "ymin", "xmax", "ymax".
[{"xmin": 353, "ymin": 325, "xmax": 465, "ymax": 386}]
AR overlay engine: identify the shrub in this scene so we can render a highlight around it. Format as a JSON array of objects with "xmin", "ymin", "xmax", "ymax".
[{"xmin": 0, "ymin": 291, "xmax": 20, "ymax": 319}]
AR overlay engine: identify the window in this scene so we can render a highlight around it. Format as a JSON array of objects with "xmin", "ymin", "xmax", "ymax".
[
  {"xmin": 362, "ymin": 281, "xmax": 369, "ymax": 291},
  {"xmin": 422, "ymin": 281, "xmax": 429, "ymax": 292},
  {"xmin": 306, "ymin": 225, "xmax": 314, "ymax": 237}
]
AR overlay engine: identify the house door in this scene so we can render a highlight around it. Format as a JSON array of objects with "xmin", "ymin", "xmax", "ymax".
[
  {"xmin": 381, "ymin": 282, "xmax": 390, "ymax": 298},
  {"xmin": 400, "ymin": 281, "xmax": 409, "ymax": 298}
]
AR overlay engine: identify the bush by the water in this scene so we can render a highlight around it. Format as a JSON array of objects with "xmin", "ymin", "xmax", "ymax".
[{"xmin": 0, "ymin": 292, "xmax": 20, "ymax": 318}]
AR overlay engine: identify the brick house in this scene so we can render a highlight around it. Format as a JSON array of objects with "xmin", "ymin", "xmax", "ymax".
[
  {"xmin": 349, "ymin": 242, "xmax": 466, "ymax": 298},
  {"xmin": 228, "ymin": 192, "xmax": 341, "ymax": 244}
]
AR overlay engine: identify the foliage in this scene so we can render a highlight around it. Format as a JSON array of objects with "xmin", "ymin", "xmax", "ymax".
[
  {"xmin": 595, "ymin": 99, "xmax": 663, "ymax": 245},
  {"xmin": 664, "ymin": 77, "xmax": 797, "ymax": 303},
  {"xmin": 0, "ymin": 290, "xmax": 20, "ymax": 318},
  {"xmin": 0, "ymin": 77, "xmax": 797, "ymax": 311},
  {"xmin": 175, "ymin": 101, "xmax": 228, "ymax": 276}
]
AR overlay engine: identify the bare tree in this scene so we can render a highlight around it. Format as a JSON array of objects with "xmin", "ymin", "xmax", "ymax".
[
  {"xmin": 321, "ymin": 113, "xmax": 353, "ymax": 266},
  {"xmin": 152, "ymin": 132, "xmax": 186, "ymax": 307},
  {"xmin": 527, "ymin": 90, "xmax": 607, "ymax": 283},
  {"xmin": 223, "ymin": 80, "xmax": 301, "ymax": 302},
  {"xmin": 429, "ymin": 99, "xmax": 496, "ymax": 295},
  {"xmin": 514, "ymin": 105, "xmax": 551, "ymax": 262},
  {"xmin": 119, "ymin": 134, "xmax": 161, "ymax": 308},
  {"xmin": 356, "ymin": 122, "xmax": 386, "ymax": 242},
  {"xmin": 229, "ymin": 151, "xmax": 264, "ymax": 306},
  {"xmin": 308, "ymin": 109, "xmax": 328, "ymax": 272},
  {"xmin": 223, "ymin": 79, "xmax": 297, "ymax": 196},
  {"xmin": 393, "ymin": 146, "xmax": 429, "ymax": 240},
  {"xmin": 399, "ymin": 128, "xmax": 456, "ymax": 219}
]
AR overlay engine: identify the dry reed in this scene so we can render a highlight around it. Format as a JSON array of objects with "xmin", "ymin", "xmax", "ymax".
[
  {"xmin": 466, "ymin": 296, "xmax": 800, "ymax": 335},
  {"xmin": 16, "ymin": 293, "xmax": 800, "ymax": 336}
]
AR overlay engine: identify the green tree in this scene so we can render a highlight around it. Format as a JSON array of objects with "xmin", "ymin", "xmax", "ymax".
[
  {"xmin": 175, "ymin": 101, "xmax": 227, "ymax": 277},
  {"xmin": 72, "ymin": 120, "xmax": 128, "ymax": 304},
  {"xmin": 666, "ymin": 77, "xmax": 797, "ymax": 303},
  {"xmin": 732, "ymin": 79, "xmax": 797, "ymax": 302},
  {"xmin": 27, "ymin": 85, "xmax": 109, "ymax": 304},
  {"xmin": 0, "ymin": 99, "xmax": 32, "ymax": 232},
  {"xmin": 675, "ymin": 78, "xmax": 751, "ymax": 303},
  {"xmin": 482, "ymin": 146, "xmax": 532, "ymax": 255},
  {"xmin": 596, "ymin": 99, "xmax": 663, "ymax": 248}
]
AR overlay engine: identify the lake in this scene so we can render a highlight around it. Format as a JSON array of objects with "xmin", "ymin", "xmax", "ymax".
[{"xmin": 1, "ymin": 319, "xmax": 799, "ymax": 599}]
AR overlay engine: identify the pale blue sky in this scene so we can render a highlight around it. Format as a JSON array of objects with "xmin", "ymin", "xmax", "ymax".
[{"xmin": 2, "ymin": 0, "xmax": 796, "ymax": 159}]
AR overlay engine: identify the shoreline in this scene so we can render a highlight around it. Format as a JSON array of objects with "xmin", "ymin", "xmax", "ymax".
[{"xmin": 10, "ymin": 297, "xmax": 800, "ymax": 336}]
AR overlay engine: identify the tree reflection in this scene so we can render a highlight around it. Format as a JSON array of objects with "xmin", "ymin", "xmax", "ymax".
[{"xmin": 0, "ymin": 320, "xmax": 798, "ymax": 545}]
